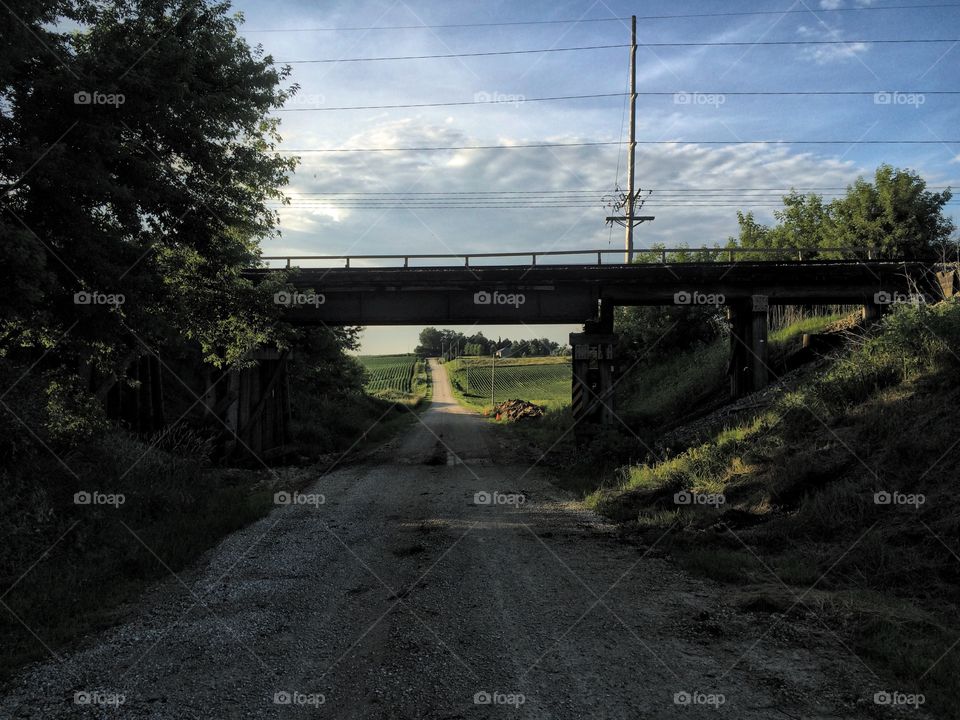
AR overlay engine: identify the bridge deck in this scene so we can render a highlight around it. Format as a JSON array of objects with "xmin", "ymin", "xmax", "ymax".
[{"xmin": 243, "ymin": 260, "xmax": 931, "ymax": 325}]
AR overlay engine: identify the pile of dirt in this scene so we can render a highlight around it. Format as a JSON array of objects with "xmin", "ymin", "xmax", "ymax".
[{"xmin": 494, "ymin": 398, "xmax": 545, "ymax": 421}]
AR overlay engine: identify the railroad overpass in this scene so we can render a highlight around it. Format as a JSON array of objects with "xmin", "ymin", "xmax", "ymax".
[
  {"xmin": 228, "ymin": 248, "xmax": 951, "ymax": 449},
  {"xmin": 245, "ymin": 257, "xmax": 926, "ymax": 326}
]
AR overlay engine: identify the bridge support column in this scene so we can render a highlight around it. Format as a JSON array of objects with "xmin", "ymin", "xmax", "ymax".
[
  {"xmin": 728, "ymin": 295, "xmax": 769, "ymax": 399},
  {"xmin": 862, "ymin": 300, "xmax": 886, "ymax": 323},
  {"xmin": 570, "ymin": 331, "xmax": 617, "ymax": 438}
]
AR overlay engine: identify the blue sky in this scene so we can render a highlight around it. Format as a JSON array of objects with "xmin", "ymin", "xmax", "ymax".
[{"xmin": 230, "ymin": 0, "xmax": 960, "ymax": 353}]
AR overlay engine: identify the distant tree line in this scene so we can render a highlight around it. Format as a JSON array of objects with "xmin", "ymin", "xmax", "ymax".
[{"xmin": 415, "ymin": 328, "xmax": 567, "ymax": 358}]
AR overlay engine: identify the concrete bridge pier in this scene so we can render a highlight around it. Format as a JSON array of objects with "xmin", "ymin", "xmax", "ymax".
[{"xmin": 728, "ymin": 295, "xmax": 770, "ymax": 399}]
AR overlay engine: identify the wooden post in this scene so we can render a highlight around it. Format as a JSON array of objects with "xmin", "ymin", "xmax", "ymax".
[
  {"xmin": 728, "ymin": 301, "xmax": 752, "ymax": 399},
  {"xmin": 624, "ymin": 14, "xmax": 637, "ymax": 264},
  {"xmin": 862, "ymin": 300, "xmax": 886, "ymax": 323},
  {"xmin": 751, "ymin": 295, "xmax": 769, "ymax": 392}
]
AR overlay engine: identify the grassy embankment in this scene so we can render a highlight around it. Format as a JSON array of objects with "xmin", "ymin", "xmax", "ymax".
[{"xmin": 587, "ymin": 301, "xmax": 960, "ymax": 719}]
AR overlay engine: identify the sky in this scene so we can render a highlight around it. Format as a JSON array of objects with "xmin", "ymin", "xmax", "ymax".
[{"xmin": 229, "ymin": 0, "xmax": 960, "ymax": 354}]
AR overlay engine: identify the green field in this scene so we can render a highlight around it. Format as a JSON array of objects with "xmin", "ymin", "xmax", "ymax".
[
  {"xmin": 359, "ymin": 354, "xmax": 430, "ymax": 405},
  {"xmin": 446, "ymin": 356, "xmax": 571, "ymax": 411}
]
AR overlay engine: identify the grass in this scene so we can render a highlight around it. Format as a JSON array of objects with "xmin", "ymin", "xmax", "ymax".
[
  {"xmin": 445, "ymin": 355, "xmax": 570, "ymax": 412},
  {"xmin": 586, "ymin": 300, "xmax": 960, "ymax": 718},
  {"xmin": 619, "ymin": 312, "xmax": 844, "ymax": 427},
  {"xmin": 0, "ymin": 430, "xmax": 283, "ymax": 679}
]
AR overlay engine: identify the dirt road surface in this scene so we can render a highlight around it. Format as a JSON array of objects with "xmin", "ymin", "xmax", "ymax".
[{"xmin": 1, "ymin": 359, "xmax": 917, "ymax": 718}]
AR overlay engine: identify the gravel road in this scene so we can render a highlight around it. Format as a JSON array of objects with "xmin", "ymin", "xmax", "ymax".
[{"xmin": 1, "ymin": 359, "xmax": 924, "ymax": 719}]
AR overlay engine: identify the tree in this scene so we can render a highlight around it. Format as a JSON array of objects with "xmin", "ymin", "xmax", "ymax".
[
  {"xmin": 828, "ymin": 165, "xmax": 954, "ymax": 259},
  {"xmin": 1, "ymin": 0, "xmax": 297, "ymax": 379},
  {"xmin": 769, "ymin": 192, "xmax": 830, "ymax": 255},
  {"xmin": 414, "ymin": 328, "xmax": 444, "ymax": 357}
]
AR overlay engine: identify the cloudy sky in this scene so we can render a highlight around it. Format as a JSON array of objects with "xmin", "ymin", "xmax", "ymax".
[{"xmin": 231, "ymin": 0, "xmax": 959, "ymax": 353}]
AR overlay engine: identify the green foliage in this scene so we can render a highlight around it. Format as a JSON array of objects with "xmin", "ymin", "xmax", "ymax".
[
  {"xmin": 447, "ymin": 356, "xmax": 571, "ymax": 410},
  {"xmin": 727, "ymin": 165, "xmax": 955, "ymax": 259},
  {"xmin": 1, "ymin": 0, "xmax": 297, "ymax": 375}
]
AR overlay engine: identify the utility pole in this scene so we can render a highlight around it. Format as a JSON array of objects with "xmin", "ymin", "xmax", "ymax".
[
  {"xmin": 625, "ymin": 14, "xmax": 637, "ymax": 264},
  {"xmin": 605, "ymin": 16, "xmax": 653, "ymax": 261}
]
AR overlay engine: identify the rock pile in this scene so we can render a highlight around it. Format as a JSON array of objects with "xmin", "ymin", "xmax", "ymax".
[{"xmin": 494, "ymin": 398, "xmax": 545, "ymax": 421}]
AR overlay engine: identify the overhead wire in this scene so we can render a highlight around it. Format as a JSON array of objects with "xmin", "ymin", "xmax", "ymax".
[
  {"xmin": 273, "ymin": 39, "xmax": 960, "ymax": 64},
  {"xmin": 243, "ymin": 4, "xmax": 960, "ymax": 32}
]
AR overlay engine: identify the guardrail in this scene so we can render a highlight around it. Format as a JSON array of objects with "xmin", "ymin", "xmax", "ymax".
[{"xmin": 258, "ymin": 246, "xmax": 883, "ymax": 269}]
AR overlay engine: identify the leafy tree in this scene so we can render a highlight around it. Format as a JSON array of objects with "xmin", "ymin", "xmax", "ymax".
[
  {"xmin": 2, "ymin": 0, "xmax": 297, "ymax": 379},
  {"xmin": 828, "ymin": 165, "xmax": 954, "ymax": 259},
  {"xmin": 769, "ymin": 192, "xmax": 830, "ymax": 255}
]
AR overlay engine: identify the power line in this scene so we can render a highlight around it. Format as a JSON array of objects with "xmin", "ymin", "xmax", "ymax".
[
  {"xmin": 272, "ymin": 203, "xmax": 960, "ymax": 209},
  {"xmin": 273, "ymin": 140, "xmax": 960, "ymax": 153},
  {"xmin": 281, "ymin": 186, "xmax": 954, "ymax": 194},
  {"xmin": 276, "ymin": 92, "xmax": 625, "ymax": 112},
  {"xmin": 273, "ymin": 38, "xmax": 960, "ymax": 64},
  {"xmin": 274, "ymin": 44, "xmax": 628, "ymax": 64},
  {"xmin": 243, "ymin": 4, "xmax": 960, "ymax": 32},
  {"xmin": 275, "ymin": 90, "xmax": 960, "ymax": 112},
  {"xmin": 273, "ymin": 141, "xmax": 622, "ymax": 153}
]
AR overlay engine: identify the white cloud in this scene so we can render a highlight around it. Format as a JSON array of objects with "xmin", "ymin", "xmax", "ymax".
[{"xmin": 268, "ymin": 121, "xmax": 866, "ymax": 259}]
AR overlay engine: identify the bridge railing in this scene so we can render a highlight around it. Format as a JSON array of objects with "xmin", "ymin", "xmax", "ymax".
[{"xmin": 258, "ymin": 246, "xmax": 882, "ymax": 269}]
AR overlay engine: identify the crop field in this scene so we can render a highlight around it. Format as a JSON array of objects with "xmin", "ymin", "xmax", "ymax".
[
  {"xmin": 447, "ymin": 356, "xmax": 571, "ymax": 410},
  {"xmin": 359, "ymin": 354, "xmax": 429, "ymax": 403}
]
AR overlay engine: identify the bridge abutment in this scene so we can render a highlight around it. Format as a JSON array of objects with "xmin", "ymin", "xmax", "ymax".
[
  {"xmin": 570, "ymin": 331, "xmax": 617, "ymax": 436},
  {"xmin": 206, "ymin": 349, "xmax": 291, "ymax": 459}
]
